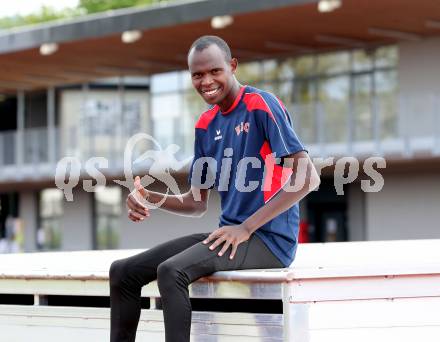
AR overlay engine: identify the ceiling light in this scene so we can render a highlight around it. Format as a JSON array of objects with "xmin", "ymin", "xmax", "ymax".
[
  {"xmin": 39, "ymin": 43, "xmax": 58, "ymax": 56},
  {"xmin": 121, "ymin": 30, "xmax": 143, "ymax": 44},
  {"xmin": 211, "ymin": 15, "xmax": 233, "ymax": 29},
  {"xmin": 318, "ymin": 0, "xmax": 342, "ymax": 13}
]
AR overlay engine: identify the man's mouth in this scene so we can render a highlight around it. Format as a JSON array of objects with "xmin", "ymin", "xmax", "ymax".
[{"xmin": 202, "ymin": 87, "xmax": 221, "ymax": 97}]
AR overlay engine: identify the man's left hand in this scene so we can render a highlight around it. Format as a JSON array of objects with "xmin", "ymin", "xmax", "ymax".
[{"xmin": 203, "ymin": 225, "xmax": 251, "ymax": 259}]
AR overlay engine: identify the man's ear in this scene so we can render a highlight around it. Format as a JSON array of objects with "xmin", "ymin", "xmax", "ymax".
[{"xmin": 230, "ymin": 58, "xmax": 238, "ymax": 73}]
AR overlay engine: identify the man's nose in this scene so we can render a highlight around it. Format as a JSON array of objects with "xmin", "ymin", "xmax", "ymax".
[{"xmin": 201, "ymin": 74, "xmax": 214, "ymax": 87}]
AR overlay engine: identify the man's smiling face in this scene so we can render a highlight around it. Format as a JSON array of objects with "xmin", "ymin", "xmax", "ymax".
[{"xmin": 188, "ymin": 44, "xmax": 238, "ymax": 109}]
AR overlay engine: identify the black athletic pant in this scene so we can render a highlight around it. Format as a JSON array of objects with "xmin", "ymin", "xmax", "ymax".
[{"xmin": 109, "ymin": 232, "xmax": 283, "ymax": 342}]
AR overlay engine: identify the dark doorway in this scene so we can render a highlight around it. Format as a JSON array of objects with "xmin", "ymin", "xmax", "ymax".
[
  {"xmin": 305, "ymin": 178, "xmax": 348, "ymax": 242},
  {"xmin": 0, "ymin": 95, "xmax": 17, "ymax": 131},
  {"xmin": 0, "ymin": 193, "xmax": 19, "ymax": 239}
]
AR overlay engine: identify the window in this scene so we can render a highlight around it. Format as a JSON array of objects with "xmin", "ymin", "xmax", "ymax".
[
  {"xmin": 375, "ymin": 70, "xmax": 398, "ymax": 139},
  {"xmin": 353, "ymin": 74, "xmax": 373, "ymax": 141},
  {"xmin": 60, "ymin": 78, "xmax": 149, "ymax": 165},
  {"xmin": 318, "ymin": 76, "xmax": 350, "ymax": 143},
  {"xmin": 294, "ymin": 55, "xmax": 315, "ymax": 77},
  {"xmin": 375, "ymin": 46, "xmax": 398, "ymax": 68},
  {"xmin": 151, "ymin": 71, "xmax": 206, "ymax": 157},
  {"xmin": 262, "ymin": 59, "xmax": 280, "ymax": 81},
  {"xmin": 236, "ymin": 62, "xmax": 262, "ymax": 84},
  {"xmin": 25, "ymin": 91, "xmax": 48, "ymax": 128},
  {"xmin": 317, "ymin": 52, "xmax": 350, "ymax": 75},
  {"xmin": 151, "ymin": 71, "xmax": 181, "ymax": 93},
  {"xmin": 353, "ymin": 49, "xmax": 373, "ymax": 72},
  {"xmin": 278, "ymin": 58, "xmax": 296, "ymax": 79},
  {"xmin": 183, "ymin": 90, "xmax": 205, "ymax": 156},
  {"xmin": 259, "ymin": 46, "xmax": 399, "ymax": 146},
  {"xmin": 37, "ymin": 189, "xmax": 63, "ymax": 250},
  {"xmin": 94, "ymin": 186, "xmax": 121, "ymax": 250},
  {"xmin": 151, "ymin": 93, "xmax": 181, "ymax": 148},
  {"xmin": 149, "ymin": 46, "xmax": 398, "ymax": 153},
  {"xmin": 0, "ymin": 193, "xmax": 22, "ymax": 253},
  {"xmin": 293, "ymin": 79, "xmax": 316, "ymax": 144}
]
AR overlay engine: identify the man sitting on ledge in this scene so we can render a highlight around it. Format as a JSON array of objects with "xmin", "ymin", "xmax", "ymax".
[{"xmin": 109, "ymin": 35, "xmax": 320, "ymax": 342}]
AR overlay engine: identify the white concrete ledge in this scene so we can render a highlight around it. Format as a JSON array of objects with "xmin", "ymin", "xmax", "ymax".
[
  {"xmin": 1, "ymin": 239, "xmax": 440, "ymax": 280},
  {"xmin": 1, "ymin": 239, "xmax": 440, "ymax": 341}
]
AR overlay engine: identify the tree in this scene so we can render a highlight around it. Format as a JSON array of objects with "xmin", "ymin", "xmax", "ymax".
[
  {"xmin": 0, "ymin": 0, "xmax": 168, "ymax": 29},
  {"xmin": 0, "ymin": 6, "xmax": 81, "ymax": 29},
  {"xmin": 78, "ymin": 0, "xmax": 165, "ymax": 14}
]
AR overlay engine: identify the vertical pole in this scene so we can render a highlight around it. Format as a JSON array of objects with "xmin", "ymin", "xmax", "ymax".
[
  {"xmin": 371, "ymin": 84, "xmax": 380, "ymax": 155},
  {"xmin": 149, "ymin": 297, "xmax": 157, "ymax": 309},
  {"xmin": 0, "ymin": 124, "xmax": 3, "ymax": 166},
  {"xmin": 47, "ymin": 87, "xmax": 56, "ymax": 163},
  {"xmin": 16, "ymin": 90, "xmax": 25, "ymax": 167},
  {"xmin": 347, "ymin": 53, "xmax": 354, "ymax": 156},
  {"xmin": 118, "ymin": 76, "xmax": 125, "ymax": 170},
  {"xmin": 147, "ymin": 76, "xmax": 155, "ymax": 152},
  {"xmin": 179, "ymin": 73, "xmax": 185, "ymax": 152},
  {"xmin": 432, "ymin": 94, "xmax": 440, "ymax": 156},
  {"xmin": 313, "ymin": 56, "xmax": 324, "ymax": 157},
  {"xmin": 81, "ymin": 83, "xmax": 89, "ymax": 161},
  {"xmin": 371, "ymin": 57, "xmax": 381, "ymax": 155},
  {"xmin": 34, "ymin": 294, "xmax": 48, "ymax": 306},
  {"xmin": 400, "ymin": 96, "xmax": 411, "ymax": 158},
  {"xmin": 282, "ymin": 282, "xmax": 310, "ymax": 342},
  {"xmin": 317, "ymin": 102, "xmax": 325, "ymax": 158}
]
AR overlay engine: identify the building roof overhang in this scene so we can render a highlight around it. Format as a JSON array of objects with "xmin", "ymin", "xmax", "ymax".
[{"xmin": 0, "ymin": 0, "xmax": 439, "ymax": 92}]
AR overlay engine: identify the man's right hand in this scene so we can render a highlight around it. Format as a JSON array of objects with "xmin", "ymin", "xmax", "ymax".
[{"xmin": 126, "ymin": 176, "xmax": 150, "ymax": 222}]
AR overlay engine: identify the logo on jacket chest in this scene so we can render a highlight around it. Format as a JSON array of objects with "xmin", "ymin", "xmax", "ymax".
[
  {"xmin": 214, "ymin": 129, "xmax": 222, "ymax": 141},
  {"xmin": 235, "ymin": 122, "xmax": 250, "ymax": 136}
]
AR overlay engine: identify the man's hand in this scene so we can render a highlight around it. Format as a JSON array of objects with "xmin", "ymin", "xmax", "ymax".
[
  {"xmin": 126, "ymin": 176, "xmax": 150, "ymax": 222},
  {"xmin": 203, "ymin": 225, "xmax": 251, "ymax": 259}
]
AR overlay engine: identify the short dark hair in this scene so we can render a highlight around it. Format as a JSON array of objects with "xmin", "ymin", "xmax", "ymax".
[{"xmin": 188, "ymin": 35, "xmax": 232, "ymax": 61}]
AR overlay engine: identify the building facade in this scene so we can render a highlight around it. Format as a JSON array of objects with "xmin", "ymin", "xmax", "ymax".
[{"xmin": 0, "ymin": 0, "xmax": 439, "ymax": 254}]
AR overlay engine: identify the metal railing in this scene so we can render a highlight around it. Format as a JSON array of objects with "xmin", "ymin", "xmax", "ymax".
[
  {"xmin": 292, "ymin": 94, "xmax": 440, "ymax": 158},
  {"xmin": 0, "ymin": 130, "xmax": 16, "ymax": 165},
  {"xmin": 0, "ymin": 127, "xmax": 56, "ymax": 166},
  {"xmin": 0, "ymin": 127, "xmax": 59, "ymax": 181}
]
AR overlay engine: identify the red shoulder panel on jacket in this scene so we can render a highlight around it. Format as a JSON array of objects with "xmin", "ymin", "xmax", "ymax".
[
  {"xmin": 243, "ymin": 92, "xmax": 275, "ymax": 121},
  {"xmin": 195, "ymin": 105, "xmax": 219, "ymax": 130}
]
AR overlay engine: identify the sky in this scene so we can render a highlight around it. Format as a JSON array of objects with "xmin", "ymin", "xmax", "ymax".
[{"xmin": 0, "ymin": 0, "xmax": 79, "ymax": 17}]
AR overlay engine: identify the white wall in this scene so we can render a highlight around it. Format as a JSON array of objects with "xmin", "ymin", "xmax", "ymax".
[
  {"xmin": 347, "ymin": 183, "xmax": 366, "ymax": 241},
  {"xmin": 358, "ymin": 38, "xmax": 440, "ymax": 240},
  {"xmin": 399, "ymin": 36, "xmax": 440, "ymax": 97},
  {"xmin": 59, "ymin": 89, "xmax": 150, "ymax": 160},
  {"xmin": 365, "ymin": 171, "xmax": 440, "ymax": 240},
  {"xmin": 398, "ymin": 37, "xmax": 440, "ymax": 138},
  {"xmin": 61, "ymin": 188, "xmax": 94, "ymax": 250},
  {"xmin": 19, "ymin": 191, "xmax": 38, "ymax": 252}
]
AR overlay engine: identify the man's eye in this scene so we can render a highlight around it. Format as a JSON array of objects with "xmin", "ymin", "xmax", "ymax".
[{"xmin": 212, "ymin": 69, "xmax": 220, "ymax": 74}]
